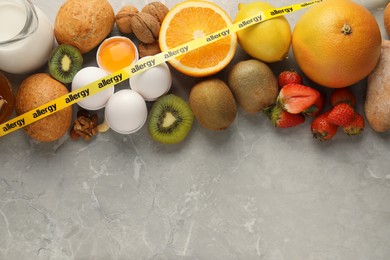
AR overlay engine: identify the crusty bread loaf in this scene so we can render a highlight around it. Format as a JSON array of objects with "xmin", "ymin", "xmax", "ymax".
[
  {"xmin": 54, "ymin": 0, "xmax": 115, "ymax": 54},
  {"xmin": 15, "ymin": 74, "xmax": 72, "ymax": 142},
  {"xmin": 385, "ymin": 3, "xmax": 390, "ymax": 37},
  {"xmin": 365, "ymin": 40, "xmax": 390, "ymax": 132}
]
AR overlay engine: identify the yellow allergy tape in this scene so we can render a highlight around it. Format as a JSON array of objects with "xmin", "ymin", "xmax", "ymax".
[{"xmin": 0, "ymin": 0, "xmax": 322, "ymax": 137}]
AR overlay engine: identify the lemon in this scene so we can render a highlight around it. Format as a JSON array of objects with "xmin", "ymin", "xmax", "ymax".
[{"xmin": 234, "ymin": 2, "xmax": 292, "ymax": 63}]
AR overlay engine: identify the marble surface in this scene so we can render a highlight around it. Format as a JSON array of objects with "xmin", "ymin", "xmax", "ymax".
[{"xmin": 1, "ymin": 0, "xmax": 390, "ymax": 259}]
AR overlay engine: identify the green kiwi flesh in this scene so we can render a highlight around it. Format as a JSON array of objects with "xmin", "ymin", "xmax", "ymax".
[
  {"xmin": 148, "ymin": 94, "xmax": 194, "ymax": 144},
  {"xmin": 48, "ymin": 44, "xmax": 83, "ymax": 84}
]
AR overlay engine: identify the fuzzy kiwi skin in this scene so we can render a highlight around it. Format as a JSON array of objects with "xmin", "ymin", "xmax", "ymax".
[
  {"xmin": 189, "ymin": 78, "xmax": 237, "ymax": 131},
  {"xmin": 48, "ymin": 44, "xmax": 83, "ymax": 84},
  {"xmin": 227, "ymin": 59, "xmax": 278, "ymax": 114},
  {"xmin": 15, "ymin": 73, "xmax": 72, "ymax": 142},
  {"xmin": 148, "ymin": 94, "xmax": 194, "ymax": 144}
]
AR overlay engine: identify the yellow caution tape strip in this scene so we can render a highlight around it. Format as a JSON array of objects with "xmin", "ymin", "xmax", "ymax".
[{"xmin": 0, "ymin": 0, "xmax": 322, "ymax": 137}]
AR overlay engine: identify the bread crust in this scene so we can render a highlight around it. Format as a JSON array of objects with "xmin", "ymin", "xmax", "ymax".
[
  {"xmin": 365, "ymin": 40, "xmax": 390, "ymax": 132},
  {"xmin": 54, "ymin": 0, "xmax": 115, "ymax": 54}
]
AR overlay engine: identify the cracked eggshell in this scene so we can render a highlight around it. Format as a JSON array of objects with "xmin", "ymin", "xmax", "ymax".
[{"xmin": 71, "ymin": 67, "xmax": 114, "ymax": 111}]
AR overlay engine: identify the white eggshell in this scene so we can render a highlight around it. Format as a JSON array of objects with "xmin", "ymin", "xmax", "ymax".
[
  {"xmin": 104, "ymin": 89, "xmax": 148, "ymax": 134},
  {"xmin": 71, "ymin": 66, "xmax": 114, "ymax": 110},
  {"xmin": 130, "ymin": 59, "xmax": 172, "ymax": 101}
]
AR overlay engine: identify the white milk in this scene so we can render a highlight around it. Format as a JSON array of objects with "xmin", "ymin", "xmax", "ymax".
[
  {"xmin": 0, "ymin": 2, "xmax": 54, "ymax": 74},
  {"xmin": 0, "ymin": 2, "xmax": 27, "ymax": 42}
]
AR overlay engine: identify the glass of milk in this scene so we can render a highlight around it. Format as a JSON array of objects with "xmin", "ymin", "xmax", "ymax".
[{"xmin": 0, "ymin": 0, "xmax": 54, "ymax": 74}]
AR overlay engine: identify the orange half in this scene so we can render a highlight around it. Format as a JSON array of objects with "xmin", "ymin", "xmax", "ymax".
[{"xmin": 159, "ymin": 1, "xmax": 237, "ymax": 77}]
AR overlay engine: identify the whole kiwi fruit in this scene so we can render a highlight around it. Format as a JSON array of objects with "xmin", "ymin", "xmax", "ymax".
[
  {"xmin": 15, "ymin": 73, "xmax": 72, "ymax": 142},
  {"xmin": 148, "ymin": 94, "xmax": 194, "ymax": 144},
  {"xmin": 227, "ymin": 59, "xmax": 278, "ymax": 114},
  {"xmin": 189, "ymin": 78, "xmax": 237, "ymax": 131},
  {"xmin": 48, "ymin": 44, "xmax": 83, "ymax": 84}
]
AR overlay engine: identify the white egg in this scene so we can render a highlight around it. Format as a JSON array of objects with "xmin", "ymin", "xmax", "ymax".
[
  {"xmin": 104, "ymin": 89, "xmax": 148, "ymax": 134},
  {"xmin": 130, "ymin": 58, "xmax": 172, "ymax": 101},
  {"xmin": 71, "ymin": 66, "xmax": 115, "ymax": 110}
]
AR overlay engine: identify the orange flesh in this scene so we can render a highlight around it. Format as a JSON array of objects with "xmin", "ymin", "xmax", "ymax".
[
  {"xmin": 98, "ymin": 38, "xmax": 137, "ymax": 73},
  {"xmin": 164, "ymin": 7, "xmax": 231, "ymax": 69}
]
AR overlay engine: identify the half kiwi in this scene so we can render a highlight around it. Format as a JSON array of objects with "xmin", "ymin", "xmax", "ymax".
[
  {"xmin": 48, "ymin": 44, "xmax": 83, "ymax": 84},
  {"xmin": 148, "ymin": 94, "xmax": 194, "ymax": 144}
]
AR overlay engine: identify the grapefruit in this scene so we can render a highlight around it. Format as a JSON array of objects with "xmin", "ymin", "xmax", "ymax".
[{"xmin": 292, "ymin": 0, "xmax": 382, "ymax": 88}]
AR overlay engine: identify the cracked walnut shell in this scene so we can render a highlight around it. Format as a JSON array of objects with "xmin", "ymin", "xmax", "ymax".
[{"xmin": 131, "ymin": 12, "xmax": 161, "ymax": 44}]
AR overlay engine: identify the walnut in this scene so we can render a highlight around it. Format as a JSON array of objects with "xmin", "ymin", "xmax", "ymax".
[
  {"xmin": 141, "ymin": 2, "xmax": 169, "ymax": 25},
  {"xmin": 138, "ymin": 42, "xmax": 161, "ymax": 58},
  {"xmin": 115, "ymin": 5, "xmax": 139, "ymax": 34},
  {"xmin": 70, "ymin": 110, "xmax": 98, "ymax": 141},
  {"xmin": 131, "ymin": 12, "xmax": 160, "ymax": 44}
]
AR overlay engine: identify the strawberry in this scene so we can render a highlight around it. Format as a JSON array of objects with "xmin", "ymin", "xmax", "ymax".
[
  {"xmin": 311, "ymin": 112, "xmax": 339, "ymax": 141},
  {"xmin": 277, "ymin": 84, "xmax": 320, "ymax": 114},
  {"xmin": 263, "ymin": 104, "xmax": 305, "ymax": 128},
  {"xmin": 330, "ymin": 88, "xmax": 356, "ymax": 107},
  {"xmin": 278, "ymin": 70, "xmax": 303, "ymax": 88},
  {"xmin": 303, "ymin": 92, "xmax": 326, "ymax": 117},
  {"xmin": 343, "ymin": 112, "xmax": 365, "ymax": 135},
  {"xmin": 327, "ymin": 103, "xmax": 355, "ymax": 127}
]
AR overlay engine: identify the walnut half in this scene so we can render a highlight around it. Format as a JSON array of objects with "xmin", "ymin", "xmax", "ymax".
[{"xmin": 70, "ymin": 110, "xmax": 110, "ymax": 141}]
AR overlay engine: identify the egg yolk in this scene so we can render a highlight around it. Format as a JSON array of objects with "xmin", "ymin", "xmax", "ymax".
[{"xmin": 98, "ymin": 38, "xmax": 137, "ymax": 73}]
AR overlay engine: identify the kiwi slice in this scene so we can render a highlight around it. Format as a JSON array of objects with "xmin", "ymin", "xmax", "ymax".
[
  {"xmin": 48, "ymin": 44, "xmax": 83, "ymax": 84},
  {"xmin": 148, "ymin": 94, "xmax": 194, "ymax": 144}
]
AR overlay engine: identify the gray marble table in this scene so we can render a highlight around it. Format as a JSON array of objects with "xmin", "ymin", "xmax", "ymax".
[{"xmin": 1, "ymin": 0, "xmax": 390, "ymax": 259}]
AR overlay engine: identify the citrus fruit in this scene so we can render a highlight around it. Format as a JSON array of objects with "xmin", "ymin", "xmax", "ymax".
[
  {"xmin": 292, "ymin": 0, "xmax": 382, "ymax": 88},
  {"xmin": 159, "ymin": 1, "xmax": 237, "ymax": 77},
  {"xmin": 234, "ymin": 2, "xmax": 291, "ymax": 63}
]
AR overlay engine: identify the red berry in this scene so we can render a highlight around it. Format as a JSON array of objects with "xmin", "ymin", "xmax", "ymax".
[
  {"xmin": 303, "ymin": 92, "xmax": 326, "ymax": 117},
  {"xmin": 277, "ymin": 84, "xmax": 320, "ymax": 114},
  {"xmin": 328, "ymin": 103, "xmax": 355, "ymax": 127},
  {"xmin": 330, "ymin": 88, "xmax": 356, "ymax": 107},
  {"xmin": 278, "ymin": 70, "xmax": 303, "ymax": 88},
  {"xmin": 311, "ymin": 112, "xmax": 339, "ymax": 141},
  {"xmin": 343, "ymin": 112, "xmax": 365, "ymax": 135},
  {"xmin": 264, "ymin": 104, "xmax": 305, "ymax": 128}
]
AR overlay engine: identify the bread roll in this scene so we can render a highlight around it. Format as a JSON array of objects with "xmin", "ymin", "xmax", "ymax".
[
  {"xmin": 54, "ymin": 0, "xmax": 115, "ymax": 54},
  {"xmin": 365, "ymin": 40, "xmax": 390, "ymax": 132}
]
